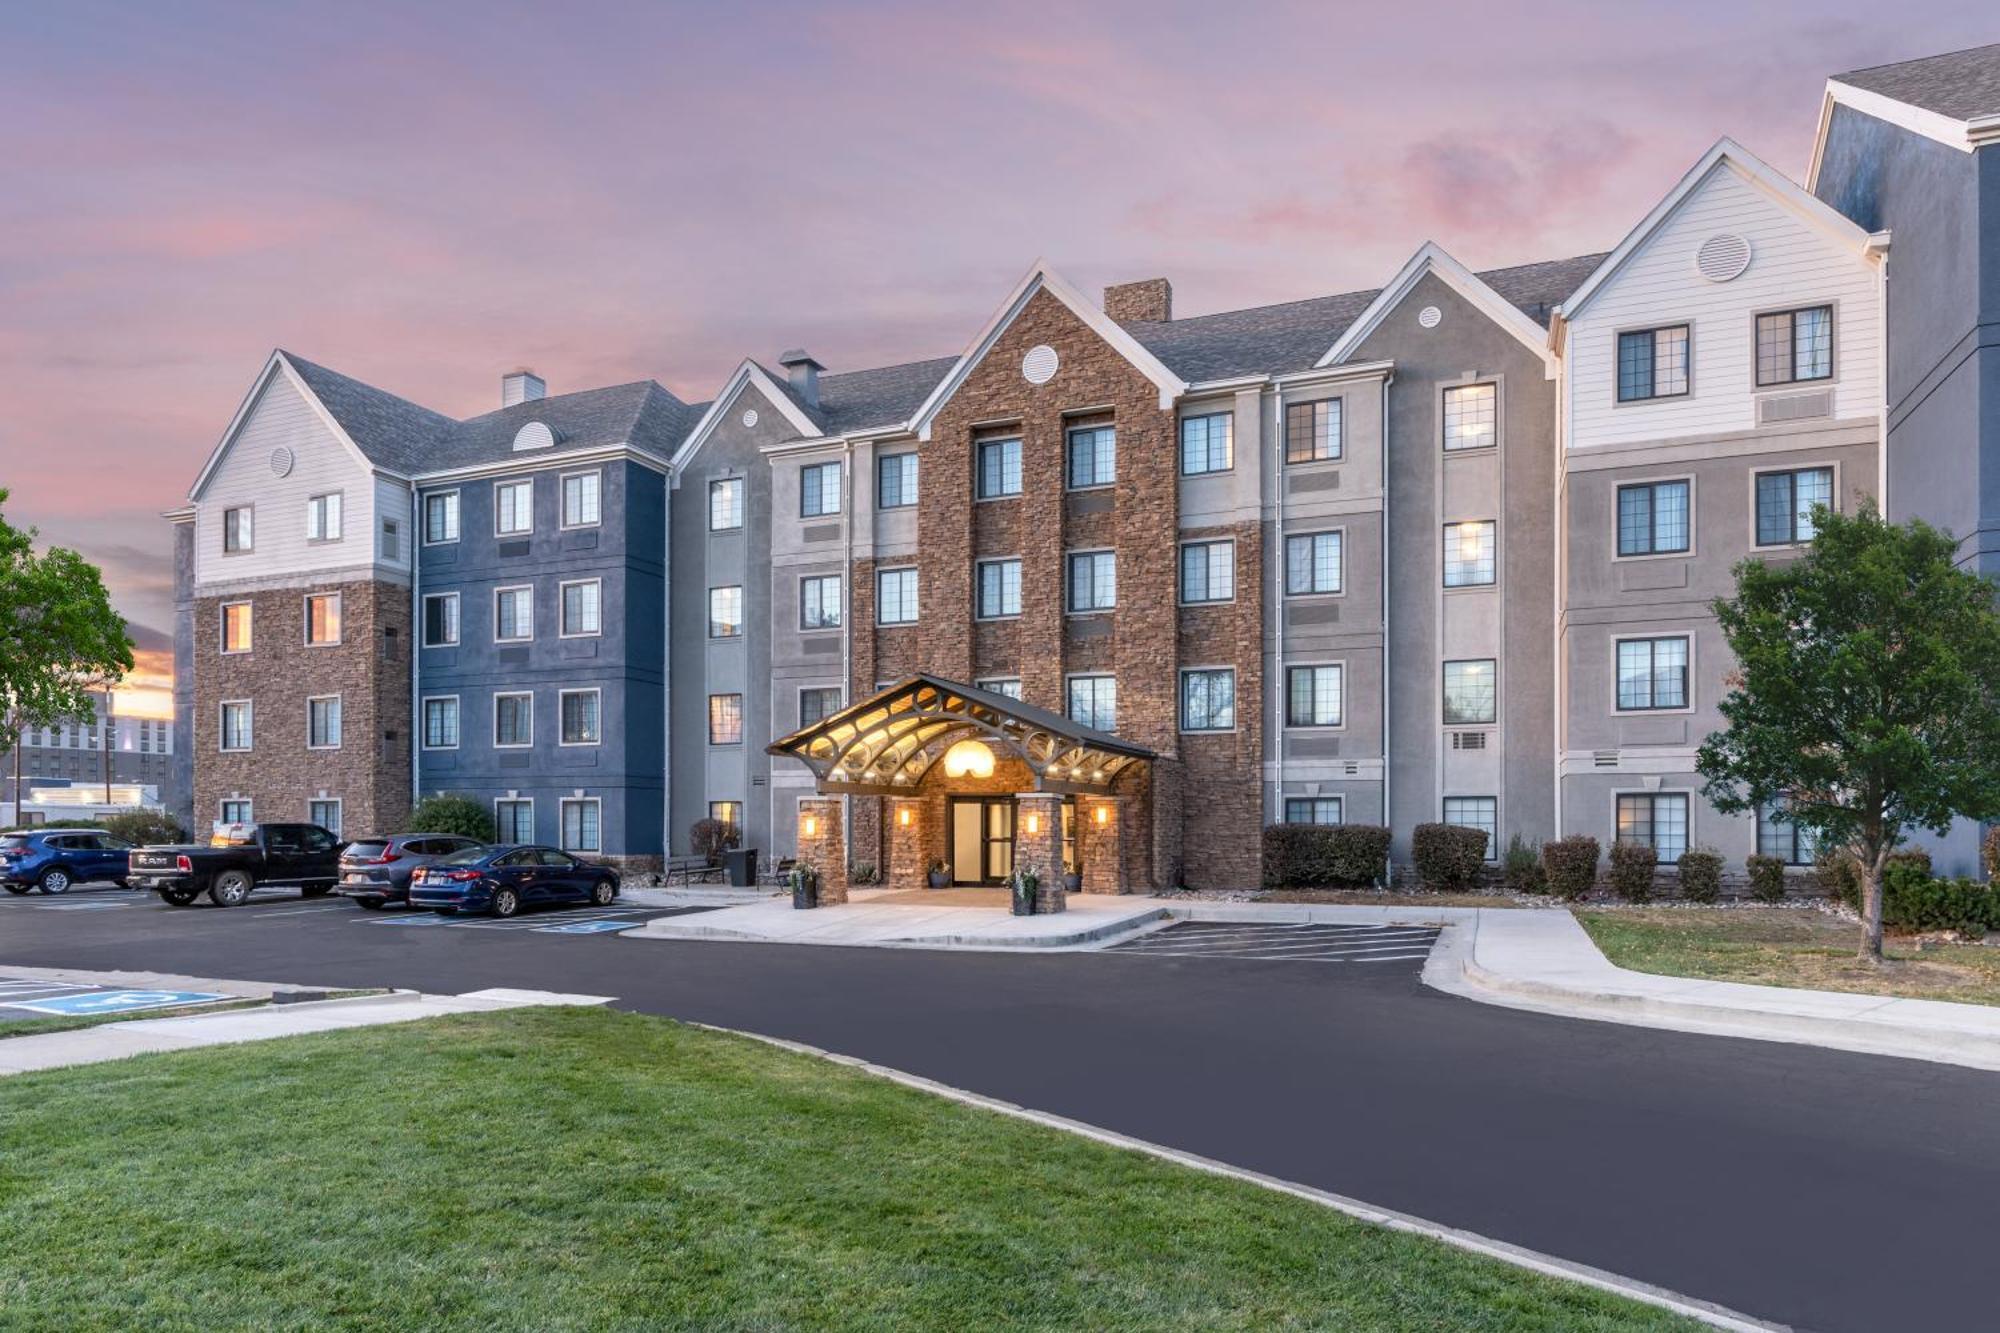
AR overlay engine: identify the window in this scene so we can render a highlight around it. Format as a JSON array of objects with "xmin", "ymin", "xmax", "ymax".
[
  {"xmin": 976, "ymin": 438, "xmax": 1022, "ymax": 499},
  {"xmin": 559, "ymin": 689, "xmax": 601, "ymax": 745},
  {"xmin": 494, "ymin": 586, "xmax": 533, "ymax": 642},
  {"xmin": 559, "ymin": 470, "xmax": 601, "ymax": 528},
  {"xmin": 709, "ymin": 800, "xmax": 742, "ymax": 829},
  {"xmin": 221, "ymin": 602, "xmax": 252, "ymax": 654},
  {"xmin": 798, "ymin": 688, "xmax": 843, "ymax": 728},
  {"xmin": 977, "ymin": 678, "xmax": 1022, "ymax": 700},
  {"xmin": 1285, "ymin": 797, "xmax": 1343, "ymax": 825},
  {"xmin": 556, "ymin": 799, "xmax": 601, "ymax": 853},
  {"xmin": 878, "ymin": 453, "xmax": 918, "ymax": 509},
  {"xmin": 709, "ymin": 693, "xmax": 743, "ymax": 745},
  {"xmin": 495, "ymin": 479, "xmax": 534, "ymax": 535},
  {"xmin": 424, "ymin": 491, "xmax": 459, "ymax": 544},
  {"xmin": 308, "ymin": 799, "xmax": 342, "ymax": 837},
  {"xmin": 1285, "ymin": 399, "xmax": 1341, "ymax": 463},
  {"xmin": 1617, "ymin": 481, "xmax": 1691, "ymax": 556},
  {"xmin": 1180, "ymin": 413, "xmax": 1233, "ymax": 475},
  {"xmin": 709, "ymin": 478, "xmax": 744, "ymax": 531},
  {"xmin": 1067, "ymin": 425, "xmax": 1115, "ymax": 488},
  {"xmin": 877, "ymin": 568, "xmax": 918, "ymax": 625},
  {"xmin": 800, "ymin": 575, "xmax": 842, "ymax": 630},
  {"xmin": 1755, "ymin": 467, "xmax": 1834, "ymax": 546},
  {"xmin": 799, "ymin": 461, "xmax": 842, "ymax": 518},
  {"xmin": 560, "ymin": 579, "xmax": 601, "ymax": 637},
  {"xmin": 494, "ymin": 692, "xmax": 534, "ymax": 747},
  {"xmin": 306, "ymin": 492, "xmax": 342, "ymax": 542},
  {"xmin": 495, "ymin": 799, "xmax": 534, "ymax": 845},
  {"xmin": 1286, "ymin": 665, "xmax": 1343, "ymax": 727},
  {"xmin": 1442, "ymin": 383, "xmax": 1497, "ymax": 451},
  {"xmin": 422, "ymin": 696, "xmax": 459, "ymax": 749},
  {"xmin": 1756, "ymin": 305, "xmax": 1834, "ymax": 387},
  {"xmin": 222, "ymin": 506, "xmax": 253, "ymax": 553},
  {"xmin": 1180, "ymin": 669, "xmax": 1235, "ymax": 732},
  {"xmin": 709, "ymin": 586, "xmax": 743, "ymax": 638},
  {"xmin": 219, "ymin": 701, "xmax": 252, "ymax": 752},
  {"xmin": 304, "ymin": 593, "xmax": 342, "ymax": 645},
  {"xmin": 307, "ymin": 695, "xmax": 342, "ymax": 749},
  {"xmin": 1067, "ymin": 551, "xmax": 1116, "ymax": 612},
  {"xmin": 219, "ymin": 798, "xmax": 253, "ymax": 825},
  {"xmin": 380, "ymin": 519, "xmax": 401, "ymax": 561},
  {"xmin": 1067, "ymin": 676, "xmax": 1116, "ymax": 732},
  {"xmin": 1616, "ymin": 636, "xmax": 1689, "ymax": 711},
  {"xmin": 1757, "ymin": 797, "xmax": 1818, "ymax": 866},
  {"xmin": 1443, "ymin": 521, "xmax": 1496, "ymax": 587},
  {"xmin": 977, "ymin": 559, "xmax": 1022, "ymax": 619},
  {"xmin": 1617, "ymin": 792, "xmax": 1689, "ymax": 863},
  {"xmin": 1285, "ymin": 531, "xmax": 1342, "ymax": 596},
  {"xmin": 1443, "ymin": 796, "xmax": 1498, "ymax": 859},
  {"xmin": 1443, "ymin": 660, "xmax": 1496, "ymax": 726},
  {"xmin": 1180, "ymin": 540, "xmax": 1234, "ymax": 604},
  {"xmin": 422, "ymin": 593, "xmax": 459, "ymax": 647},
  {"xmin": 1617, "ymin": 325, "xmax": 1690, "ymax": 402}
]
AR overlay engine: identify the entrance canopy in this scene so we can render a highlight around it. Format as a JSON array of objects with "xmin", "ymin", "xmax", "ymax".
[{"xmin": 766, "ymin": 674, "xmax": 1153, "ymax": 796}]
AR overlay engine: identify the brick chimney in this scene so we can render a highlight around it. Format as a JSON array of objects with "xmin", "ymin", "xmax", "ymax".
[
  {"xmin": 1104, "ymin": 278, "xmax": 1172, "ymax": 324},
  {"xmin": 778, "ymin": 348, "xmax": 824, "ymax": 410},
  {"xmin": 502, "ymin": 369, "xmax": 546, "ymax": 407}
]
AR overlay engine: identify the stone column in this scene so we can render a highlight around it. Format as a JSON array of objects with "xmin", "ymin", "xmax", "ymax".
[
  {"xmin": 1081, "ymin": 796, "xmax": 1124, "ymax": 894},
  {"xmin": 887, "ymin": 797, "xmax": 930, "ymax": 890},
  {"xmin": 1016, "ymin": 791, "xmax": 1066, "ymax": 913},
  {"xmin": 796, "ymin": 798, "xmax": 849, "ymax": 907}
]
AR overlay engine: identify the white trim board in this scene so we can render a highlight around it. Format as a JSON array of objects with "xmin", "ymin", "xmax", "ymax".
[
  {"xmin": 1318, "ymin": 243, "xmax": 1555, "ymax": 375},
  {"xmin": 669, "ymin": 359, "xmax": 823, "ymax": 474},
  {"xmin": 189, "ymin": 351, "xmax": 400, "ymax": 501}
]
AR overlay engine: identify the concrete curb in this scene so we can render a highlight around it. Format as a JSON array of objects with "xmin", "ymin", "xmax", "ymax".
[{"xmin": 695, "ymin": 1020, "xmax": 1785, "ymax": 1333}]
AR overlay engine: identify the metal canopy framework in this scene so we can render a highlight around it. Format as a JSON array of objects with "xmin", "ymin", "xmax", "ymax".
[{"xmin": 766, "ymin": 674, "xmax": 1154, "ymax": 796}]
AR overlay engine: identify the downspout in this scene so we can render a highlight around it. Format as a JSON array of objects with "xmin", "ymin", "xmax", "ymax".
[
  {"xmin": 661, "ymin": 467, "xmax": 673, "ymax": 862},
  {"xmin": 409, "ymin": 487, "xmax": 421, "ymax": 815},
  {"xmin": 1268, "ymin": 383, "xmax": 1284, "ymax": 832},
  {"xmin": 1379, "ymin": 370, "xmax": 1394, "ymax": 886},
  {"xmin": 1876, "ymin": 243, "xmax": 1890, "ymax": 518},
  {"xmin": 1550, "ymin": 332, "xmax": 1566, "ymax": 841},
  {"xmin": 843, "ymin": 441, "xmax": 855, "ymax": 870}
]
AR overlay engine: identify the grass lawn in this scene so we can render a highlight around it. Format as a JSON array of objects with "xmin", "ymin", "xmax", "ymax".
[
  {"xmin": 0, "ymin": 1007, "xmax": 1698, "ymax": 1332},
  {"xmin": 1576, "ymin": 907, "xmax": 2000, "ymax": 1007}
]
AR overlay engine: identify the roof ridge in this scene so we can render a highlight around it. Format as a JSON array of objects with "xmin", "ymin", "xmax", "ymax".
[{"xmin": 1836, "ymin": 40, "xmax": 2000, "ymax": 79}]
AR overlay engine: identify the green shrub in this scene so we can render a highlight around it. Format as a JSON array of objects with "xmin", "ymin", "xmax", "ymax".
[
  {"xmin": 1260, "ymin": 824, "xmax": 1391, "ymax": 889},
  {"xmin": 1503, "ymin": 835, "xmax": 1548, "ymax": 895},
  {"xmin": 1745, "ymin": 854, "xmax": 1789, "ymax": 904},
  {"xmin": 1814, "ymin": 851, "xmax": 1859, "ymax": 906},
  {"xmin": 1880, "ymin": 865, "xmax": 2000, "ymax": 936},
  {"xmin": 1608, "ymin": 840, "xmax": 1658, "ymax": 903},
  {"xmin": 1984, "ymin": 826, "xmax": 2000, "ymax": 882},
  {"xmin": 100, "ymin": 810, "xmax": 189, "ymax": 846},
  {"xmin": 849, "ymin": 862, "xmax": 881, "ymax": 886},
  {"xmin": 1677, "ymin": 848, "xmax": 1723, "ymax": 904},
  {"xmin": 408, "ymin": 794, "xmax": 496, "ymax": 842},
  {"xmin": 1542, "ymin": 835, "xmax": 1600, "ymax": 901},
  {"xmin": 689, "ymin": 817, "xmax": 741, "ymax": 862},
  {"xmin": 3, "ymin": 818, "xmax": 110, "ymax": 834},
  {"xmin": 1887, "ymin": 847, "xmax": 1932, "ymax": 878},
  {"xmin": 1410, "ymin": 823, "xmax": 1490, "ymax": 893}
]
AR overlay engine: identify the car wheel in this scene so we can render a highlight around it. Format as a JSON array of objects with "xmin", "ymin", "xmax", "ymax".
[
  {"xmin": 115, "ymin": 879, "xmax": 132, "ymax": 890},
  {"xmin": 300, "ymin": 882, "xmax": 333, "ymax": 899},
  {"xmin": 37, "ymin": 868, "xmax": 72, "ymax": 895},
  {"xmin": 356, "ymin": 897, "xmax": 386, "ymax": 911},
  {"xmin": 490, "ymin": 886, "xmax": 521, "ymax": 919},
  {"xmin": 208, "ymin": 871, "xmax": 254, "ymax": 907},
  {"xmin": 160, "ymin": 887, "xmax": 200, "ymax": 906},
  {"xmin": 590, "ymin": 880, "xmax": 616, "ymax": 907}
]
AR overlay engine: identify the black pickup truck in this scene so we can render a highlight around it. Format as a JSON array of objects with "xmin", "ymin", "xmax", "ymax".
[{"xmin": 128, "ymin": 822, "xmax": 345, "ymax": 907}]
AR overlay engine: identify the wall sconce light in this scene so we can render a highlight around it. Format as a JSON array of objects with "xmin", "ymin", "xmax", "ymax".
[
  {"xmin": 1094, "ymin": 805, "xmax": 1110, "ymax": 826},
  {"xmin": 897, "ymin": 807, "xmax": 912, "ymax": 827},
  {"xmin": 802, "ymin": 814, "xmax": 819, "ymax": 838},
  {"xmin": 1024, "ymin": 812, "xmax": 1041, "ymax": 835}
]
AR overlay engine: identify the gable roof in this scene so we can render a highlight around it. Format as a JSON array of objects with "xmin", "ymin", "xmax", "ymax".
[
  {"xmin": 1558, "ymin": 138, "xmax": 1881, "ymax": 327},
  {"xmin": 282, "ymin": 353, "xmax": 455, "ymax": 474},
  {"xmin": 669, "ymin": 359, "xmax": 824, "ymax": 471},
  {"xmin": 1315, "ymin": 243, "xmax": 1592, "ymax": 369},
  {"xmin": 1833, "ymin": 43, "xmax": 2000, "ymax": 122}
]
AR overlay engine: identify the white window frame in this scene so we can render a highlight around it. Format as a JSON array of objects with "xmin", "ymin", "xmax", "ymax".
[
  {"xmin": 558, "ymin": 687, "xmax": 603, "ymax": 747},
  {"xmin": 218, "ymin": 699, "xmax": 253, "ymax": 753},
  {"xmin": 306, "ymin": 694, "xmax": 343, "ymax": 751},
  {"xmin": 560, "ymin": 468, "xmax": 602, "ymax": 530},
  {"xmin": 876, "ymin": 567, "xmax": 919, "ymax": 626},
  {"xmin": 422, "ymin": 592, "xmax": 460, "ymax": 648},
  {"xmin": 493, "ymin": 478, "xmax": 535, "ymax": 537},
  {"xmin": 1179, "ymin": 667, "xmax": 1237, "ymax": 734},
  {"xmin": 303, "ymin": 592, "xmax": 343, "ymax": 647},
  {"xmin": 493, "ymin": 797, "xmax": 534, "ymax": 845},
  {"xmin": 305, "ymin": 490, "xmax": 344, "ymax": 543},
  {"xmin": 1613, "ymin": 791, "xmax": 1691, "ymax": 864},
  {"xmin": 220, "ymin": 600, "xmax": 253, "ymax": 655},
  {"xmin": 307, "ymin": 798, "xmax": 343, "ymax": 837},
  {"xmin": 492, "ymin": 691, "xmax": 535, "ymax": 749},
  {"xmin": 558, "ymin": 578, "xmax": 603, "ymax": 639},
  {"xmin": 423, "ymin": 489, "xmax": 461, "ymax": 545},
  {"xmin": 493, "ymin": 585, "xmax": 535, "ymax": 644},
  {"xmin": 421, "ymin": 694, "xmax": 461, "ymax": 751},
  {"xmin": 976, "ymin": 557, "xmax": 1023, "ymax": 621},
  {"xmin": 1614, "ymin": 475, "xmax": 1696, "ymax": 561},
  {"xmin": 219, "ymin": 798, "xmax": 254, "ymax": 825},
  {"xmin": 559, "ymin": 797, "xmax": 603, "ymax": 854},
  {"xmin": 1612, "ymin": 633, "xmax": 1694, "ymax": 715}
]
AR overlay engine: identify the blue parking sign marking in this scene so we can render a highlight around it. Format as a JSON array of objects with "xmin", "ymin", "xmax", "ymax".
[
  {"xmin": 532, "ymin": 919, "xmax": 639, "ymax": 935},
  {"xmin": 12, "ymin": 989, "xmax": 229, "ymax": 1016},
  {"xmin": 364, "ymin": 914, "xmax": 451, "ymax": 927}
]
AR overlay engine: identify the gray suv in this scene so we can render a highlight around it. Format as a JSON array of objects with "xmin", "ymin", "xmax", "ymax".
[{"xmin": 334, "ymin": 834, "xmax": 485, "ymax": 909}]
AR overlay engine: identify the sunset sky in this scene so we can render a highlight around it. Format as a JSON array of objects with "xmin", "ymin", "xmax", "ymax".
[{"xmin": 2, "ymin": 1, "xmax": 1991, "ymax": 715}]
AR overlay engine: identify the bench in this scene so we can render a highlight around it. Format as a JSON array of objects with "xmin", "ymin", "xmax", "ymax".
[{"xmin": 664, "ymin": 855, "xmax": 725, "ymax": 887}]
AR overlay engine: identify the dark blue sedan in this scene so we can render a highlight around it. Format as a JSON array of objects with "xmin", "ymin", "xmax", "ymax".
[
  {"xmin": 1, "ymin": 829, "xmax": 137, "ymax": 895},
  {"xmin": 407, "ymin": 844, "xmax": 619, "ymax": 918}
]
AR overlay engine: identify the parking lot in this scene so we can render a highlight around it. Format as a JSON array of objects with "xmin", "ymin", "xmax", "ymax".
[{"xmin": 0, "ymin": 973, "xmax": 232, "ymax": 1018}]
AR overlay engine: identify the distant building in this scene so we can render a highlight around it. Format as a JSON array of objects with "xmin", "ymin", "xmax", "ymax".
[{"xmin": 1, "ymin": 699, "xmax": 176, "ymax": 821}]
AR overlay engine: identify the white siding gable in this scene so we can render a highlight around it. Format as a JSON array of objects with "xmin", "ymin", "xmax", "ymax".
[
  {"xmin": 1565, "ymin": 161, "xmax": 1880, "ymax": 451},
  {"xmin": 193, "ymin": 372, "xmax": 405, "ymax": 588}
]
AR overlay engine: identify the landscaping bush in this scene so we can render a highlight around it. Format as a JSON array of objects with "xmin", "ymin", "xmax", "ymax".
[
  {"xmin": 1260, "ymin": 824, "xmax": 1390, "ymax": 890},
  {"xmin": 849, "ymin": 862, "xmax": 880, "ymax": 886},
  {"xmin": 1985, "ymin": 826, "xmax": 2000, "ymax": 882},
  {"xmin": 1887, "ymin": 847, "xmax": 1932, "ymax": 878},
  {"xmin": 1677, "ymin": 848, "xmax": 1723, "ymax": 904},
  {"xmin": 3, "ymin": 819, "xmax": 109, "ymax": 834},
  {"xmin": 1881, "ymin": 872, "xmax": 2000, "ymax": 936},
  {"xmin": 689, "ymin": 817, "xmax": 741, "ymax": 862},
  {"xmin": 1503, "ymin": 835, "xmax": 1548, "ymax": 896},
  {"xmin": 1542, "ymin": 835, "xmax": 1600, "ymax": 901},
  {"xmin": 1410, "ymin": 823, "xmax": 1489, "ymax": 893},
  {"xmin": 100, "ymin": 810, "xmax": 189, "ymax": 846},
  {"xmin": 1608, "ymin": 840, "xmax": 1658, "ymax": 903},
  {"xmin": 1815, "ymin": 850, "xmax": 1859, "ymax": 907},
  {"xmin": 408, "ymin": 794, "xmax": 496, "ymax": 842},
  {"xmin": 1745, "ymin": 854, "xmax": 1789, "ymax": 904}
]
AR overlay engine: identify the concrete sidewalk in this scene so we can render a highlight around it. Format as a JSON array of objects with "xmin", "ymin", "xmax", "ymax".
[
  {"xmin": 0, "ymin": 986, "xmax": 613, "ymax": 1076},
  {"xmin": 625, "ymin": 887, "xmax": 1171, "ymax": 949}
]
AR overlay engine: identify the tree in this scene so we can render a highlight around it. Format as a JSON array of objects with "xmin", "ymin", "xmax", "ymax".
[
  {"xmin": 408, "ymin": 794, "xmax": 496, "ymax": 842},
  {"xmin": 1697, "ymin": 502, "xmax": 2000, "ymax": 960},
  {"xmin": 0, "ymin": 489, "xmax": 134, "ymax": 768}
]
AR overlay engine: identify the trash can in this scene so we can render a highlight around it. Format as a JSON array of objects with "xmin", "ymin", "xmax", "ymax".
[{"xmin": 724, "ymin": 847, "xmax": 758, "ymax": 887}]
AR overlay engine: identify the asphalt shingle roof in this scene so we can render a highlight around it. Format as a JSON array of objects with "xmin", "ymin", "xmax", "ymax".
[
  {"xmin": 761, "ymin": 355, "xmax": 958, "ymax": 436},
  {"xmin": 1834, "ymin": 43, "xmax": 2000, "ymax": 122},
  {"xmin": 282, "ymin": 354, "xmax": 454, "ymax": 474}
]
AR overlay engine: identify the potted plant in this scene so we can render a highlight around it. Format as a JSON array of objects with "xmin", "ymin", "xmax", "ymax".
[
  {"xmin": 1063, "ymin": 864, "xmax": 1083, "ymax": 893},
  {"xmin": 789, "ymin": 861, "xmax": 821, "ymax": 910},
  {"xmin": 926, "ymin": 858, "xmax": 950, "ymax": 890},
  {"xmin": 1010, "ymin": 863, "xmax": 1040, "ymax": 916}
]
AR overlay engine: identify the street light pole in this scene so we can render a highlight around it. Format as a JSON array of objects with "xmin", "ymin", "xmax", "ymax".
[{"xmin": 102, "ymin": 687, "xmax": 114, "ymax": 806}]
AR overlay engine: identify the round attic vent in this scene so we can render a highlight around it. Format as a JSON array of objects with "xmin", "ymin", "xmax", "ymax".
[
  {"xmin": 268, "ymin": 446, "xmax": 294, "ymax": 477},
  {"xmin": 741, "ymin": 408, "xmax": 759, "ymax": 429},
  {"xmin": 512, "ymin": 421, "xmax": 557, "ymax": 451},
  {"xmin": 1695, "ymin": 233, "xmax": 1753, "ymax": 282},
  {"xmin": 1021, "ymin": 344, "xmax": 1060, "ymax": 385},
  {"xmin": 1417, "ymin": 305, "xmax": 1443, "ymax": 329}
]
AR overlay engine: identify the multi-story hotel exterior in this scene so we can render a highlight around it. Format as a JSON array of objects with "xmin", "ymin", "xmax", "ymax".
[{"xmin": 166, "ymin": 45, "xmax": 2000, "ymax": 885}]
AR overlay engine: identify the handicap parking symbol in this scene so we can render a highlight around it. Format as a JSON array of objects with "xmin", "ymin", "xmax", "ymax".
[
  {"xmin": 533, "ymin": 919, "xmax": 638, "ymax": 935},
  {"xmin": 365, "ymin": 914, "xmax": 450, "ymax": 927},
  {"xmin": 13, "ymin": 989, "xmax": 228, "ymax": 1016}
]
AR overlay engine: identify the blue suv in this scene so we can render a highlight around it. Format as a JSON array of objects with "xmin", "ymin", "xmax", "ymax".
[{"xmin": 0, "ymin": 829, "xmax": 137, "ymax": 895}]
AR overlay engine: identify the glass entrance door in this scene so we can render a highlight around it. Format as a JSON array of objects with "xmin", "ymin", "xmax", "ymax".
[{"xmin": 947, "ymin": 797, "xmax": 1015, "ymax": 885}]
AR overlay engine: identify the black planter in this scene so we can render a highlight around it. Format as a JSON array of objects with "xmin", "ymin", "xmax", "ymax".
[
  {"xmin": 792, "ymin": 880, "xmax": 819, "ymax": 910},
  {"xmin": 1063, "ymin": 872, "xmax": 1083, "ymax": 893},
  {"xmin": 927, "ymin": 872, "xmax": 951, "ymax": 889},
  {"xmin": 1011, "ymin": 886, "xmax": 1037, "ymax": 916}
]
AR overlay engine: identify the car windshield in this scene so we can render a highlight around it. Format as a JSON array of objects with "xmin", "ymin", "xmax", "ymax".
[
  {"xmin": 434, "ymin": 847, "xmax": 489, "ymax": 867},
  {"xmin": 0, "ymin": 835, "xmax": 31, "ymax": 850}
]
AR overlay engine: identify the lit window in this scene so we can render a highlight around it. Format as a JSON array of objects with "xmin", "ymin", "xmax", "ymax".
[
  {"xmin": 1443, "ymin": 796, "xmax": 1498, "ymax": 859},
  {"xmin": 709, "ymin": 693, "xmax": 743, "ymax": 745},
  {"xmin": 800, "ymin": 461, "xmax": 842, "ymax": 518},
  {"xmin": 222, "ymin": 506, "xmax": 253, "ymax": 553},
  {"xmin": 877, "ymin": 568, "xmax": 918, "ymax": 625},
  {"xmin": 221, "ymin": 603, "xmax": 252, "ymax": 654},
  {"xmin": 977, "ymin": 559, "xmax": 1022, "ymax": 619},
  {"xmin": 1443, "ymin": 384, "xmax": 1497, "ymax": 451},
  {"xmin": 1285, "ymin": 532, "xmax": 1342, "ymax": 596},
  {"xmin": 709, "ymin": 800, "xmax": 742, "ymax": 829},
  {"xmin": 1067, "ymin": 677, "xmax": 1116, "ymax": 732},
  {"xmin": 1616, "ymin": 793, "xmax": 1689, "ymax": 862},
  {"xmin": 709, "ymin": 586, "xmax": 743, "ymax": 638},
  {"xmin": 562, "ymin": 471, "xmax": 601, "ymax": 528},
  {"xmin": 1285, "ymin": 399, "xmax": 1341, "ymax": 463},
  {"xmin": 1067, "ymin": 425, "xmax": 1115, "ymax": 489},
  {"xmin": 560, "ymin": 580, "xmax": 601, "ymax": 637},
  {"xmin": 798, "ymin": 688, "xmax": 843, "ymax": 727},
  {"xmin": 423, "ymin": 593, "xmax": 459, "ymax": 647},
  {"xmin": 424, "ymin": 491, "xmax": 459, "ymax": 544},
  {"xmin": 1067, "ymin": 551, "xmax": 1116, "ymax": 612},
  {"xmin": 1180, "ymin": 669, "xmax": 1235, "ymax": 732},
  {"xmin": 1755, "ymin": 468, "xmax": 1834, "ymax": 546},
  {"xmin": 1617, "ymin": 481, "xmax": 1691, "ymax": 556},
  {"xmin": 423, "ymin": 697, "xmax": 459, "ymax": 749},
  {"xmin": 976, "ymin": 438, "xmax": 1021, "ymax": 499},
  {"xmin": 560, "ymin": 799, "xmax": 601, "ymax": 853},
  {"xmin": 495, "ymin": 479, "xmax": 534, "ymax": 535},
  {"xmin": 1286, "ymin": 665, "xmax": 1342, "ymax": 727},
  {"xmin": 306, "ymin": 492, "xmax": 342, "ymax": 542},
  {"xmin": 307, "ymin": 696, "xmax": 342, "ymax": 749},
  {"xmin": 494, "ymin": 587, "xmax": 533, "ymax": 642},
  {"xmin": 877, "ymin": 454, "xmax": 918, "ymax": 509},
  {"xmin": 1285, "ymin": 797, "xmax": 1342, "ymax": 825},
  {"xmin": 1616, "ymin": 637, "xmax": 1689, "ymax": 711},
  {"xmin": 1617, "ymin": 325, "xmax": 1690, "ymax": 402},
  {"xmin": 1180, "ymin": 541, "xmax": 1234, "ymax": 603},
  {"xmin": 560, "ymin": 689, "xmax": 601, "ymax": 745},
  {"xmin": 709, "ymin": 478, "xmax": 744, "ymax": 531},
  {"xmin": 800, "ymin": 575, "xmax": 843, "ymax": 630},
  {"xmin": 304, "ymin": 593, "xmax": 342, "ymax": 645},
  {"xmin": 1443, "ymin": 521, "xmax": 1496, "ymax": 587},
  {"xmin": 1180, "ymin": 413, "xmax": 1233, "ymax": 475},
  {"xmin": 1756, "ymin": 306, "xmax": 1833, "ymax": 387},
  {"xmin": 494, "ymin": 693, "xmax": 534, "ymax": 747},
  {"xmin": 1443, "ymin": 660, "xmax": 1496, "ymax": 725}
]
